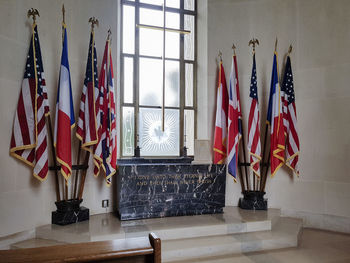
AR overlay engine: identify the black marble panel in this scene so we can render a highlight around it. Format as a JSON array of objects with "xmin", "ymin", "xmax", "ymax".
[{"xmin": 116, "ymin": 162, "xmax": 226, "ymax": 220}]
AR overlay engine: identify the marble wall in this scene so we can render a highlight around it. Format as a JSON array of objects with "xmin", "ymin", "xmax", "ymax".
[
  {"xmin": 0, "ymin": 0, "xmax": 120, "ymax": 237},
  {"xmin": 197, "ymin": 0, "xmax": 350, "ymax": 232}
]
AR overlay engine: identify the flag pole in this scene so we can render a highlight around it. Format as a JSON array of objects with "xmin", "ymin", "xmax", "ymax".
[
  {"xmin": 259, "ymin": 38, "xmax": 278, "ymax": 192},
  {"xmin": 78, "ymin": 17, "xmax": 99, "ymax": 200},
  {"xmin": 28, "ymin": 8, "xmax": 61, "ymax": 201}
]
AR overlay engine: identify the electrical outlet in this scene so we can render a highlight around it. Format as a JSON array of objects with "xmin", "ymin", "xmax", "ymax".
[{"xmin": 102, "ymin": 199, "xmax": 109, "ymax": 208}]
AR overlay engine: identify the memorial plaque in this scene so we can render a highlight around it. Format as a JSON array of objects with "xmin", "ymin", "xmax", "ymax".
[{"xmin": 115, "ymin": 159, "xmax": 226, "ymax": 220}]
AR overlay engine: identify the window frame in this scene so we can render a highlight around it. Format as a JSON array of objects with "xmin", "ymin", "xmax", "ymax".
[{"xmin": 120, "ymin": 0, "xmax": 197, "ymax": 158}]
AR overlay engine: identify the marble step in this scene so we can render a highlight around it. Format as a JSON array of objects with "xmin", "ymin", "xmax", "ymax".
[
  {"xmin": 36, "ymin": 207, "xmax": 280, "ymax": 243},
  {"xmin": 162, "ymin": 217, "xmax": 302, "ymax": 263},
  {"xmin": 10, "ymin": 238, "xmax": 67, "ymax": 249}
]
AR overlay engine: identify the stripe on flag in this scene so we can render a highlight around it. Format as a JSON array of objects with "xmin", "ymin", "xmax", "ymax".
[
  {"xmin": 213, "ymin": 62, "xmax": 229, "ymax": 164},
  {"xmin": 76, "ymin": 30, "xmax": 99, "ymax": 153},
  {"xmin": 54, "ymin": 23, "xmax": 75, "ymax": 181},
  {"xmin": 247, "ymin": 54, "xmax": 262, "ymax": 177},
  {"xmin": 10, "ymin": 24, "xmax": 50, "ymax": 181},
  {"xmin": 267, "ymin": 51, "xmax": 285, "ymax": 177},
  {"xmin": 282, "ymin": 56, "xmax": 300, "ymax": 175}
]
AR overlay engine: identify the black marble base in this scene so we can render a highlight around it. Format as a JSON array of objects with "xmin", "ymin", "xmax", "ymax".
[
  {"xmin": 239, "ymin": 191, "xmax": 267, "ymax": 210},
  {"xmin": 52, "ymin": 199, "xmax": 89, "ymax": 225},
  {"xmin": 116, "ymin": 160, "xmax": 226, "ymax": 220}
]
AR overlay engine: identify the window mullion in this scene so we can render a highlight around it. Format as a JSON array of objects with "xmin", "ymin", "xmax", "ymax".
[
  {"xmin": 179, "ymin": 0, "xmax": 185, "ymax": 155},
  {"xmin": 134, "ymin": 1, "xmax": 140, "ymax": 152}
]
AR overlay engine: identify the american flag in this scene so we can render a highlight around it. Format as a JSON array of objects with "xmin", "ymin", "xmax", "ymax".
[
  {"xmin": 213, "ymin": 62, "xmax": 228, "ymax": 164},
  {"xmin": 282, "ymin": 56, "xmax": 299, "ymax": 175},
  {"xmin": 247, "ymin": 54, "xmax": 261, "ymax": 177},
  {"xmin": 10, "ymin": 24, "xmax": 50, "ymax": 181},
  {"xmin": 267, "ymin": 51, "xmax": 285, "ymax": 177},
  {"xmin": 227, "ymin": 54, "xmax": 242, "ymax": 180},
  {"xmin": 76, "ymin": 30, "xmax": 99, "ymax": 152},
  {"xmin": 93, "ymin": 39, "xmax": 117, "ymax": 185}
]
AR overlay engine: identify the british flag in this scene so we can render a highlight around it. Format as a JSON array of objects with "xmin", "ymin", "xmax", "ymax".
[
  {"xmin": 247, "ymin": 54, "xmax": 262, "ymax": 177},
  {"xmin": 93, "ymin": 39, "xmax": 117, "ymax": 185},
  {"xmin": 227, "ymin": 54, "xmax": 242, "ymax": 180},
  {"xmin": 10, "ymin": 24, "xmax": 50, "ymax": 181},
  {"xmin": 282, "ymin": 56, "xmax": 299, "ymax": 175},
  {"xmin": 76, "ymin": 30, "xmax": 99, "ymax": 153}
]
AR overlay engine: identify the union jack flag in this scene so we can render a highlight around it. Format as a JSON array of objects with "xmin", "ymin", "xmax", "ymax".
[
  {"xmin": 227, "ymin": 54, "xmax": 242, "ymax": 180},
  {"xmin": 282, "ymin": 56, "xmax": 299, "ymax": 175},
  {"xmin": 10, "ymin": 24, "xmax": 50, "ymax": 181},
  {"xmin": 76, "ymin": 30, "xmax": 99, "ymax": 152},
  {"xmin": 247, "ymin": 54, "xmax": 261, "ymax": 177},
  {"xmin": 93, "ymin": 39, "xmax": 117, "ymax": 185}
]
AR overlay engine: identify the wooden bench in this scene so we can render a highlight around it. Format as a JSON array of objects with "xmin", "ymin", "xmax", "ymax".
[{"xmin": 0, "ymin": 233, "xmax": 161, "ymax": 263}]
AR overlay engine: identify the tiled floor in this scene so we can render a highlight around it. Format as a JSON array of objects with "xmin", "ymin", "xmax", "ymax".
[{"xmin": 177, "ymin": 228, "xmax": 350, "ymax": 263}]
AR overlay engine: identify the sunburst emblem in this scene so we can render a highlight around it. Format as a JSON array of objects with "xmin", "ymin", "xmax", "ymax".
[{"xmin": 140, "ymin": 110, "xmax": 178, "ymax": 155}]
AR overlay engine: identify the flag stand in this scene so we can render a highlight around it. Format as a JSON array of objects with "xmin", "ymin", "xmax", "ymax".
[
  {"xmin": 235, "ymin": 39, "xmax": 268, "ymax": 210},
  {"xmin": 47, "ymin": 8, "xmax": 92, "ymax": 225}
]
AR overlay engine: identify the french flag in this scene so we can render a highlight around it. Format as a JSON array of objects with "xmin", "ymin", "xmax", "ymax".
[
  {"xmin": 267, "ymin": 51, "xmax": 285, "ymax": 177},
  {"xmin": 54, "ymin": 23, "xmax": 75, "ymax": 181}
]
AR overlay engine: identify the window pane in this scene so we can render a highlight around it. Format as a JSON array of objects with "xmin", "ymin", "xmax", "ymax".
[
  {"xmin": 165, "ymin": 60, "xmax": 179, "ymax": 107},
  {"xmin": 139, "ymin": 58, "xmax": 162, "ymax": 106},
  {"xmin": 184, "ymin": 110, "xmax": 194, "ymax": 156},
  {"xmin": 122, "ymin": 5, "xmax": 135, "ymax": 54},
  {"xmin": 165, "ymin": 12, "xmax": 179, "ymax": 29},
  {"xmin": 184, "ymin": 15, "xmax": 195, "ymax": 60},
  {"xmin": 122, "ymin": 107, "xmax": 135, "ymax": 156},
  {"xmin": 140, "ymin": 28, "xmax": 163, "ymax": 57},
  {"xmin": 165, "ymin": 32, "xmax": 179, "ymax": 59},
  {"xmin": 123, "ymin": 57, "xmax": 133, "ymax": 103},
  {"xmin": 166, "ymin": 0, "xmax": 180, "ymax": 8},
  {"xmin": 184, "ymin": 0, "xmax": 195, "ymax": 11},
  {"xmin": 140, "ymin": 8, "xmax": 163, "ymax": 27},
  {"xmin": 139, "ymin": 108, "xmax": 179, "ymax": 156},
  {"xmin": 185, "ymin": 63, "xmax": 193, "ymax": 106},
  {"xmin": 140, "ymin": 0, "xmax": 163, "ymax": 5}
]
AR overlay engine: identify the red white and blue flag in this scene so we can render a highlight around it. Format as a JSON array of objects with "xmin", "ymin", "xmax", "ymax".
[
  {"xmin": 213, "ymin": 62, "xmax": 228, "ymax": 164},
  {"xmin": 267, "ymin": 51, "xmax": 285, "ymax": 177},
  {"xmin": 10, "ymin": 24, "xmax": 50, "ymax": 181},
  {"xmin": 282, "ymin": 56, "xmax": 299, "ymax": 175},
  {"xmin": 76, "ymin": 30, "xmax": 99, "ymax": 152},
  {"xmin": 247, "ymin": 54, "xmax": 262, "ymax": 177},
  {"xmin": 227, "ymin": 55, "xmax": 242, "ymax": 180},
  {"xmin": 93, "ymin": 38, "xmax": 117, "ymax": 185},
  {"xmin": 54, "ymin": 23, "xmax": 75, "ymax": 181}
]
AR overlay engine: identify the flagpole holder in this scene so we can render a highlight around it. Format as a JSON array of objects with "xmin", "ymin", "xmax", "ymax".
[
  {"xmin": 49, "ymin": 164, "xmax": 90, "ymax": 225},
  {"xmin": 238, "ymin": 191, "xmax": 267, "ymax": 210},
  {"xmin": 52, "ymin": 199, "xmax": 89, "ymax": 225}
]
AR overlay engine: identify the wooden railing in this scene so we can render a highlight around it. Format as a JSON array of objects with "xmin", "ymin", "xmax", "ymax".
[{"xmin": 0, "ymin": 233, "xmax": 161, "ymax": 263}]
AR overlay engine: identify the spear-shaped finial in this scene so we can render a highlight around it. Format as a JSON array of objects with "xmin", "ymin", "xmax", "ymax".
[
  {"xmin": 107, "ymin": 28, "xmax": 112, "ymax": 41},
  {"xmin": 232, "ymin": 43, "xmax": 236, "ymax": 56},
  {"xmin": 62, "ymin": 4, "xmax": 65, "ymax": 24},
  {"xmin": 274, "ymin": 37, "xmax": 278, "ymax": 52},
  {"xmin": 287, "ymin": 44, "xmax": 292, "ymax": 56},
  {"xmin": 27, "ymin": 8, "xmax": 40, "ymax": 24},
  {"xmin": 88, "ymin": 17, "xmax": 99, "ymax": 30},
  {"xmin": 248, "ymin": 38, "xmax": 259, "ymax": 53},
  {"xmin": 218, "ymin": 50, "xmax": 222, "ymax": 62}
]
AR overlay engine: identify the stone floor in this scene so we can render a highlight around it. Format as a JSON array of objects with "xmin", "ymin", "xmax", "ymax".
[{"xmin": 176, "ymin": 228, "xmax": 350, "ymax": 263}]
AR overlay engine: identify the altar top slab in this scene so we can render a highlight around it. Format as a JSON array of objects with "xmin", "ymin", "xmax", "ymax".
[{"xmin": 36, "ymin": 206, "xmax": 281, "ymax": 244}]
